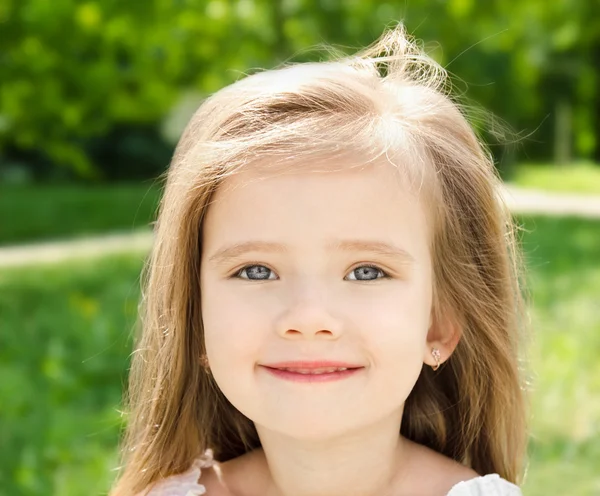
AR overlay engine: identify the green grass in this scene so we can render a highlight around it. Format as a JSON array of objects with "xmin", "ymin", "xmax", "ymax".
[
  {"xmin": 509, "ymin": 161, "xmax": 600, "ymax": 195},
  {"xmin": 1, "ymin": 215, "xmax": 599, "ymax": 495},
  {"xmin": 517, "ymin": 216, "xmax": 600, "ymax": 495},
  {"xmin": 0, "ymin": 254, "xmax": 146, "ymax": 495},
  {"xmin": 0, "ymin": 183, "xmax": 162, "ymax": 246}
]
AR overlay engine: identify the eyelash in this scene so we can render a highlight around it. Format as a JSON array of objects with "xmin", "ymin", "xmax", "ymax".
[{"xmin": 230, "ymin": 263, "xmax": 391, "ymax": 281}]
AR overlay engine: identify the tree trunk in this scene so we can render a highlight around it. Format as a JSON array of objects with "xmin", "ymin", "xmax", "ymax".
[{"xmin": 554, "ymin": 99, "xmax": 572, "ymax": 166}]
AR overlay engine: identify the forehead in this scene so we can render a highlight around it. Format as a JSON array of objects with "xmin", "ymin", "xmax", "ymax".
[
  {"xmin": 213, "ymin": 151, "xmax": 427, "ymax": 203},
  {"xmin": 202, "ymin": 159, "xmax": 433, "ymax": 254}
]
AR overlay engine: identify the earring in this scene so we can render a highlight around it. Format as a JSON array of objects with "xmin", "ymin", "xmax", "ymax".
[
  {"xmin": 431, "ymin": 348, "xmax": 441, "ymax": 371},
  {"xmin": 200, "ymin": 353, "xmax": 211, "ymax": 373}
]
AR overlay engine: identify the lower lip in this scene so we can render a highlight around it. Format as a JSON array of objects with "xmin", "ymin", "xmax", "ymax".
[{"xmin": 261, "ymin": 366, "xmax": 363, "ymax": 383}]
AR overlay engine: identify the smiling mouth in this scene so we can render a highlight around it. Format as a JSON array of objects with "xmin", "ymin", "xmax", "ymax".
[
  {"xmin": 260, "ymin": 365, "xmax": 364, "ymax": 382},
  {"xmin": 268, "ymin": 366, "xmax": 358, "ymax": 374}
]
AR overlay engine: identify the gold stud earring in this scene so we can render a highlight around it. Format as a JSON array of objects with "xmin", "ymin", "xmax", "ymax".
[{"xmin": 431, "ymin": 348, "xmax": 441, "ymax": 371}]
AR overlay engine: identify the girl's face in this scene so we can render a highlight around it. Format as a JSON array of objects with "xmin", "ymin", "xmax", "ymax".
[{"xmin": 200, "ymin": 161, "xmax": 434, "ymax": 439}]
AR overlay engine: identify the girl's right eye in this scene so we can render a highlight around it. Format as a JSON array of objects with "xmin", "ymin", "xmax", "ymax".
[{"xmin": 234, "ymin": 265, "xmax": 277, "ymax": 281}]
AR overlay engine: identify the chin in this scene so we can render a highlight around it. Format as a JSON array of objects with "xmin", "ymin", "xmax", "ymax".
[
  {"xmin": 268, "ymin": 423, "xmax": 355, "ymax": 441},
  {"xmin": 254, "ymin": 407, "xmax": 370, "ymax": 441}
]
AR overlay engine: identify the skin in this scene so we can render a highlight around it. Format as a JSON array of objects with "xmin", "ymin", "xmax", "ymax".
[{"xmin": 199, "ymin": 160, "xmax": 474, "ymax": 496}]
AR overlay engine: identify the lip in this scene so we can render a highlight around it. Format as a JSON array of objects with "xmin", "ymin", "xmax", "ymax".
[
  {"xmin": 260, "ymin": 365, "xmax": 364, "ymax": 383},
  {"xmin": 262, "ymin": 360, "xmax": 365, "ymax": 370}
]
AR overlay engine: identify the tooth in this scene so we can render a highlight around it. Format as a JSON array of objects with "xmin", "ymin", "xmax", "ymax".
[{"xmin": 280, "ymin": 367, "xmax": 349, "ymax": 374}]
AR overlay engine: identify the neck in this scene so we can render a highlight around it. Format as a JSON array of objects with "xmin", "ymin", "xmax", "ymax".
[{"xmin": 255, "ymin": 413, "xmax": 411, "ymax": 496}]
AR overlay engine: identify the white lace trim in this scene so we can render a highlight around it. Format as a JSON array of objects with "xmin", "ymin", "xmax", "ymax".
[
  {"xmin": 144, "ymin": 449, "xmax": 215, "ymax": 496},
  {"xmin": 447, "ymin": 473, "xmax": 522, "ymax": 496}
]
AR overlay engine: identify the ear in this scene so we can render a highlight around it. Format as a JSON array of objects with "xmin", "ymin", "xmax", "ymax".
[{"xmin": 423, "ymin": 303, "xmax": 462, "ymax": 368}]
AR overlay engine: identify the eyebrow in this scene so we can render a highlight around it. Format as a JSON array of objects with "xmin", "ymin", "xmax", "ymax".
[{"xmin": 208, "ymin": 239, "xmax": 416, "ymax": 266}]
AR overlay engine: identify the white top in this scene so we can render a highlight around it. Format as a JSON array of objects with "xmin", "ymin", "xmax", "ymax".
[{"xmin": 142, "ymin": 449, "xmax": 522, "ymax": 496}]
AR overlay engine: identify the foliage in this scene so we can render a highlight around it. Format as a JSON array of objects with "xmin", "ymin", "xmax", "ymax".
[
  {"xmin": 0, "ymin": 216, "xmax": 599, "ymax": 495},
  {"xmin": 0, "ymin": 0, "xmax": 598, "ymax": 180}
]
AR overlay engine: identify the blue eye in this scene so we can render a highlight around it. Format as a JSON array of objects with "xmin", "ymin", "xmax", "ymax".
[
  {"xmin": 346, "ymin": 265, "xmax": 388, "ymax": 281},
  {"xmin": 235, "ymin": 265, "xmax": 276, "ymax": 280},
  {"xmin": 233, "ymin": 264, "xmax": 389, "ymax": 281}
]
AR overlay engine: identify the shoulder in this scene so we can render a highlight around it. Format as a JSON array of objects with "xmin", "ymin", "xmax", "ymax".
[
  {"xmin": 401, "ymin": 439, "xmax": 521, "ymax": 496},
  {"xmin": 202, "ymin": 448, "xmax": 269, "ymax": 496},
  {"xmin": 399, "ymin": 439, "xmax": 479, "ymax": 495}
]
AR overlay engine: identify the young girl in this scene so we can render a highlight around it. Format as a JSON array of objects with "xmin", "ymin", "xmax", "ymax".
[{"xmin": 110, "ymin": 23, "xmax": 529, "ymax": 496}]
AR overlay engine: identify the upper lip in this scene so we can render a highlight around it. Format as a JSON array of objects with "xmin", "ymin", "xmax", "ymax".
[{"xmin": 262, "ymin": 361, "xmax": 364, "ymax": 369}]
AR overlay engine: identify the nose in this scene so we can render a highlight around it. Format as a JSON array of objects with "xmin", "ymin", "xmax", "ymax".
[{"xmin": 274, "ymin": 290, "xmax": 343, "ymax": 340}]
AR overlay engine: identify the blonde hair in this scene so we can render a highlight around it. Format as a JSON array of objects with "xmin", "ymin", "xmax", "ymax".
[{"xmin": 110, "ymin": 23, "xmax": 529, "ymax": 495}]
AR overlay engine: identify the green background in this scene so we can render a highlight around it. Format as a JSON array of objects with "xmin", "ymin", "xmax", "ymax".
[{"xmin": 1, "ymin": 1, "xmax": 599, "ymax": 495}]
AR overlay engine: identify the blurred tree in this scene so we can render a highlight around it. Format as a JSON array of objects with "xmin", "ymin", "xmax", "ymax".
[
  {"xmin": 0, "ymin": 0, "xmax": 279, "ymax": 180},
  {"xmin": 0, "ymin": 0, "xmax": 597, "ymax": 181}
]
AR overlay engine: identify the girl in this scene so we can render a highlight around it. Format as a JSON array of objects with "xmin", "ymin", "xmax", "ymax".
[{"xmin": 110, "ymin": 23, "xmax": 529, "ymax": 496}]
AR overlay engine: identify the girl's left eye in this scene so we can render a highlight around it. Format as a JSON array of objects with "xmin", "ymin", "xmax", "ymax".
[
  {"xmin": 232, "ymin": 264, "xmax": 389, "ymax": 281},
  {"xmin": 346, "ymin": 265, "xmax": 389, "ymax": 281}
]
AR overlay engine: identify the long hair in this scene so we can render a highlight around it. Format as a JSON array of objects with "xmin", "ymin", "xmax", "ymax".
[{"xmin": 110, "ymin": 23, "xmax": 529, "ymax": 495}]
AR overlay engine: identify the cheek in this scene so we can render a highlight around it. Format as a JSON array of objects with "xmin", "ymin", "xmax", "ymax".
[
  {"xmin": 350, "ymin": 280, "xmax": 432, "ymax": 364},
  {"xmin": 360, "ymin": 285, "xmax": 432, "ymax": 402},
  {"xmin": 201, "ymin": 286, "xmax": 265, "ymax": 365},
  {"xmin": 200, "ymin": 285, "xmax": 271, "ymax": 417}
]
